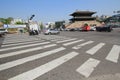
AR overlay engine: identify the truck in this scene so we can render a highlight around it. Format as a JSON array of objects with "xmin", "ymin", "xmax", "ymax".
[{"xmin": 29, "ymin": 24, "xmax": 40, "ymax": 35}]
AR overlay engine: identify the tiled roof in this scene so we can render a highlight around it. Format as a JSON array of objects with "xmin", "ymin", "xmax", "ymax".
[{"xmin": 66, "ymin": 21, "xmax": 101, "ymax": 28}]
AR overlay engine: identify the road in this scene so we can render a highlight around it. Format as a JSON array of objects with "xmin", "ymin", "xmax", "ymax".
[{"xmin": 0, "ymin": 28, "xmax": 120, "ymax": 80}]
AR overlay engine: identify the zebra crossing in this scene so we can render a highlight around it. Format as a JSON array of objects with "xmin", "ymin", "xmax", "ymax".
[
  {"xmin": 0, "ymin": 34, "xmax": 120, "ymax": 80},
  {"xmin": 76, "ymin": 58, "xmax": 100, "ymax": 78},
  {"xmin": 106, "ymin": 45, "xmax": 120, "ymax": 63}
]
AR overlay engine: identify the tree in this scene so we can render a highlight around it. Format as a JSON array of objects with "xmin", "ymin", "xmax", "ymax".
[
  {"xmin": 55, "ymin": 21, "xmax": 65, "ymax": 29},
  {"xmin": 0, "ymin": 22, "xmax": 3, "ymax": 27},
  {"xmin": 15, "ymin": 21, "xmax": 24, "ymax": 25},
  {"xmin": 0, "ymin": 18, "xmax": 5, "ymax": 23},
  {"xmin": 0, "ymin": 17, "xmax": 13, "ymax": 24},
  {"xmin": 39, "ymin": 22, "xmax": 44, "ymax": 30}
]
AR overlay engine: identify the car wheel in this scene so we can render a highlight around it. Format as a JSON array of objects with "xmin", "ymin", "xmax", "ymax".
[{"xmin": 48, "ymin": 33, "xmax": 51, "ymax": 35}]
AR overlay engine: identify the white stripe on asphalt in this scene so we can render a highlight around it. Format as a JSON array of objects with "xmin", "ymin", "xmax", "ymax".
[
  {"xmin": 0, "ymin": 47, "xmax": 65, "ymax": 71},
  {"xmin": 106, "ymin": 45, "xmax": 120, "ymax": 63},
  {"xmin": 0, "ymin": 42, "xmax": 50, "ymax": 52},
  {"xmin": 86, "ymin": 43, "xmax": 105, "ymax": 55},
  {"xmin": 56, "ymin": 38, "xmax": 77, "ymax": 43},
  {"xmin": 2, "ymin": 40, "xmax": 44, "ymax": 47},
  {"xmin": 63, "ymin": 39, "xmax": 84, "ymax": 46},
  {"xmin": 3, "ymin": 38, "xmax": 38, "ymax": 42},
  {"xmin": 72, "ymin": 41, "xmax": 94, "ymax": 49},
  {"xmin": 3, "ymin": 39, "xmax": 39, "ymax": 44},
  {"xmin": 0, "ymin": 44, "xmax": 57, "ymax": 58},
  {"xmin": 76, "ymin": 58, "xmax": 100, "ymax": 78},
  {"xmin": 8, "ymin": 52, "xmax": 79, "ymax": 80}
]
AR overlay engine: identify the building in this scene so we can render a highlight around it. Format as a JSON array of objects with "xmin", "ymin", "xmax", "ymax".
[
  {"xmin": 0, "ymin": 22, "xmax": 3, "ymax": 28},
  {"xmin": 66, "ymin": 10, "xmax": 101, "ymax": 29},
  {"xmin": 44, "ymin": 22, "xmax": 55, "ymax": 29},
  {"xmin": 105, "ymin": 14, "xmax": 120, "ymax": 27}
]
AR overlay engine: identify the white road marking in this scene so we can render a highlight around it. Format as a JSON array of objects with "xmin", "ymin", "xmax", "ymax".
[
  {"xmin": 106, "ymin": 45, "xmax": 120, "ymax": 63},
  {"xmin": 3, "ymin": 39, "xmax": 39, "ymax": 44},
  {"xmin": 86, "ymin": 43, "xmax": 105, "ymax": 55},
  {"xmin": 76, "ymin": 58, "xmax": 100, "ymax": 78},
  {"xmin": 0, "ymin": 42, "xmax": 50, "ymax": 52},
  {"xmin": 0, "ymin": 44, "xmax": 57, "ymax": 58},
  {"xmin": 3, "ymin": 38, "xmax": 37, "ymax": 42},
  {"xmin": 56, "ymin": 38, "xmax": 77, "ymax": 43},
  {"xmin": 0, "ymin": 47, "xmax": 65, "ymax": 71},
  {"xmin": 8, "ymin": 52, "xmax": 79, "ymax": 80},
  {"xmin": 1, "ymin": 40, "xmax": 44, "ymax": 47},
  {"xmin": 63, "ymin": 39, "xmax": 84, "ymax": 46},
  {"xmin": 72, "ymin": 41, "xmax": 94, "ymax": 49}
]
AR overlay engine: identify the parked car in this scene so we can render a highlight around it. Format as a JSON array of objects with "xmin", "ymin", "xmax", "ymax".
[
  {"xmin": 44, "ymin": 29, "xmax": 60, "ymax": 35},
  {"xmin": 90, "ymin": 26, "xmax": 96, "ymax": 31},
  {"xmin": 96, "ymin": 25, "xmax": 112, "ymax": 32},
  {"xmin": 0, "ymin": 28, "xmax": 8, "ymax": 37}
]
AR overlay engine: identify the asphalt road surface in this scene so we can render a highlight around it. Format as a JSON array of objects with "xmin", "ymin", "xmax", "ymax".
[{"xmin": 0, "ymin": 28, "xmax": 120, "ymax": 80}]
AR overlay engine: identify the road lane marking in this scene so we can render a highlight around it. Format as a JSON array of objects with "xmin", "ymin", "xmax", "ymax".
[
  {"xmin": 8, "ymin": 52, "xmax": 79, "ymax": 80},
  {"xmin": 0, "ymin": 42, "xmax": 50, "ymax": 52},
  {"xmin": 3, "ymin": 39, "xmax": 40, "ymax": 44},
  {"xmin": 0, "ymin": 47, "xmax": 65, "ymax": 71},
  {"xmin": 86, "ymin": 43, "xmax": 105, "ymax": 55},
  {"xmin": 56, "ymin": 38, "xmax": 77, "ymax": 43},
  {"xmin": 76, "ymin": 58, "xmax": 100, "ymax": 78},
  {"xmin": 106, "ymin": 45, "xmax": 120, "ymax": 63},
  {"xmin": 0, "ymin": 44, "xmax": 57, "ymax": 58},
  {"xmin": 3, "ymin": 38, "xmax": 38, "ymax": 42},
  {"xmin": 63, "ymin": 39, "xmax": 84, "ymax": 46},
  {"xmin": 1, "ymin": 40, "xmax": 44, "ymax": 47},
  {"xmin": 72, "ymin": 41, "xmax": 94, "ymax": 49}
]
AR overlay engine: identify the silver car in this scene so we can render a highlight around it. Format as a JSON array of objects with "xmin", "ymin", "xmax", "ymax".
[{"xmin": 44, "ymin": 29, "xmax": 60, "ymax": 35}]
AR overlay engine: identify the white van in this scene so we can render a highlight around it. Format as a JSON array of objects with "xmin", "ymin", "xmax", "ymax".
[{"xmin": 0, "ymin": 28, "xmax": 8, "ymax": 36}]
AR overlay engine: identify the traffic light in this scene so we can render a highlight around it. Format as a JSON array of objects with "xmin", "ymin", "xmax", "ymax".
[{"xmin": 29, "ymin": 14, "xmax": 35, "ymax": 20}]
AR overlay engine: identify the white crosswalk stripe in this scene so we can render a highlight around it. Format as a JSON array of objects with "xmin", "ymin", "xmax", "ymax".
[
  {"xmin": 3, "ymin": 38, "xmax": 38, "ymax": 42},
  {"xmin": 8, "ymin": 52, "xmax": 79, "ymax": 80},
  {"xmin": 72, "ymin": 41, "xmax": 94, "ymax": 49},
  {"xmin": 106, "ymin": 45, "xmax": 120, "ymax": 63},
  {"xmin": 76, "ymin": 58, "xmax": 100, "ymax": 78},
  {"xmin": 37, "ymin": 34, "xmax": 72, "ymax": 42},
  {"xmin": 86, "ymin": 43, "xmax": 105, "ymax": 55},
  {"xmin": 56, "ymin": 38, "xmax": 77, "ymax": 43},
  {"xmin": 0, "ymin": 47, "xmax": 65, "ymax": 71},
  {"xmin": 1, "ymin": 40, "xmax": 44, "ymax": 47},
  {"xmin": 0, "ymin": 44, "xmax": 57, "ymax": 58},
  {"xmin": 63, "ymin": 39, "xmax": 84, "ymax": 46},
  {"xmin": 0, "ymin": 41, "xmax": 50, "ymax": 52},
  {"xmin": 3, "ymin": 38, "xmax": 40, "ymax": 44}
]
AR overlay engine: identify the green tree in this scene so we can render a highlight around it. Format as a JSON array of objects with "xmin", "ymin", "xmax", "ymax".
[
  {"xmin": 0, "ymin": 18, "xmax": 5, "ymax": 23},
  {"xmin": 0, "ymin": 17, "xmax": 13, "ymax": 24},
  {"xmin": 39, "ymin": 22, "xmax": 44, "ymax": 30},
  {"xmin": 15, "ymin": 21, "xmax": 24, "ymax": 25},
  {"xmin": 55, "ymin": 21, "xmax": 65, "ymax": 29}
]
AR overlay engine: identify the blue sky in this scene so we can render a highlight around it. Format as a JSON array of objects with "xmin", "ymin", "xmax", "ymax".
[{"xmin": 0, "ymin": 0, "xmax": 120, "ymax": 23}]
